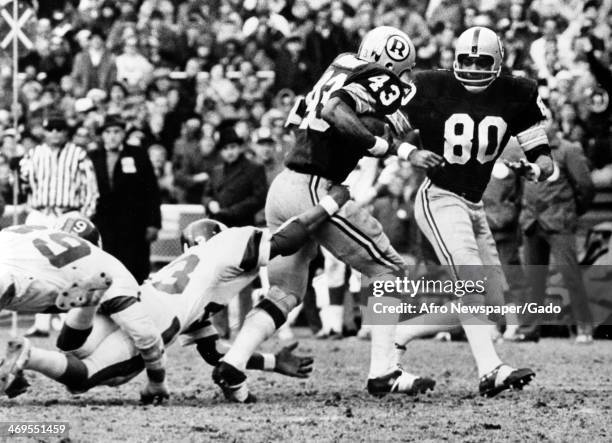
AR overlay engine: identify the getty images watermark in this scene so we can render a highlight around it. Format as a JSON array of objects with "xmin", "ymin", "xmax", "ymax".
[{"xmin": 356, "ymin": 265, "xmax": 597, "ymax": 326}]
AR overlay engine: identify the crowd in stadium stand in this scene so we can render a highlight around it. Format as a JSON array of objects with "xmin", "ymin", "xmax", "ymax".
[{"xmin": 0, "ymin": 0, "xmax": 611, "ymax": 207}]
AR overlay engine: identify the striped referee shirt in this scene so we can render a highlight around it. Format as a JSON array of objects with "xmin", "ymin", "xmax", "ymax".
[{"xmin": 19, "ymin": 143, "xmax": 99, "ymax": 218}]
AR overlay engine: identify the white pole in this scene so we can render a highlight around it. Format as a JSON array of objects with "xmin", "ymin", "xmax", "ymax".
[{"xmin": 10, "ymin": 0, "xmax": 19, "ymax": 337}]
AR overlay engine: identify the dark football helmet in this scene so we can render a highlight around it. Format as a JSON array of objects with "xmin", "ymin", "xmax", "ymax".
[{"xmin": 54, "ymin": 214, "xmax": 101, "ymax": 246}]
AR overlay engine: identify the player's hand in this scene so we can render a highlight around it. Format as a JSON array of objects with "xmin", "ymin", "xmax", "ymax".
[
  {"xmin": 274, "ymin": 342, "xmax": 314, "ymax": 378},
  {"xmin": 408, "ymin": 150, "xmax": 443, "ymax": 169},
  {"xmin": 504, "ymin": 159, "xmax": 539, "ymax": 181},
  {"xmin": 208, "ymin": 200, "xmax": 221, "ymax": 214},
  {"xmin": 327, "ymin": 184, "xmax": 351, "ymax": 207},
  {"xmin": 140, "ymin": 381, "xmax": 169, "ymax": 405}
]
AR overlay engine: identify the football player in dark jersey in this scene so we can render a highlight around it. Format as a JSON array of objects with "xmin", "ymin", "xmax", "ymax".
[
  {"xmin": 215, "ymin": 26, "xmax": 436, "ymax": 402},
  {"xmin": 389, "ymin": 26, "xmax": 554, "ymax": 397}
]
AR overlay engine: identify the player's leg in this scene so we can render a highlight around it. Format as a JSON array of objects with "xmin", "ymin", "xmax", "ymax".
[
  {"xmin": 317, "ymin": 248, "xmax": 346, "ymax": 338},
  {"xmin": 0, "ymin": 315, "xmax": 119, "ymax": 396},
  {"xmin": 409, "ymin": 181, "xmax": 507, "ymax": 378},
  {"xmin": 309, "ymin": 183, "xmax": 434, "ymax": 395},
  {"xmin": 219, "ymin": 171, "xmax": 318, "ymax": 393}
]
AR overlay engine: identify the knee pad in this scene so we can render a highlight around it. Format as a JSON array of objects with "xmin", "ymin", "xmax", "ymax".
[{"xmin": 255, "ymin": 286, "xmax": 299, "ymax": 328}]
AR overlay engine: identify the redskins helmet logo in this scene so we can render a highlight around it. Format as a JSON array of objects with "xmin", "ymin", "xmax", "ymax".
[{"xmin": 385, "ymin": 35, "xmax": 410, "ymax": 61}]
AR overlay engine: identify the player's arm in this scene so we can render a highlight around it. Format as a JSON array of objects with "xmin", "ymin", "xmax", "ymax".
[
  {"xmin": 194, "ymin": 335, "xmax": 313, "ymax": 378},
  {"xmin": 321, "ymin": 96, "xmax": 391, "ymax": 156},
  {"xmin": 385, "ymin": 106, "xmax": 443, "ymax": 169},
  {"xmin": 508, "ymin": 85, "xmax": 554, "ymax": 182},
  {"xmin": 507, "ymin": 122, "xmax": 554, "ymax": 182},
  {"xmin": 268, "ymin": 184, "xmax": 350, "ymax": 259},
  {"xmin": 100, "ymin": 296, "xmax": 169, "ymax": 403}
]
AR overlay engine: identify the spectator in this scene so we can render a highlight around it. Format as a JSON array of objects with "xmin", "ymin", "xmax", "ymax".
[
  {"xmin": 90, "ymin": 115, "xmax": 161, "ymax": 284},
  {"xmin": 0, "ymin": 152, "xmax": 11, "ymax": 209},
  {"xmin": 148, "ymin": 143, "xmax": 176, "ymax": 204},
  {"xmin": 203, "ymin": 125, "xmax": 267, "ymax": 227},
  {"xmin": 20, "ymin": 115, "xmax": 99, "ymax": 337},
  {"xmin": 517, "ymin": 121, "xmax": 596, "ymax": 343},
  {"xmin": 71, "ymin": 27, "xmax": 116, "ymax": 97},
  {"xmin": 577, "ymin": 36, "xmax": 612, "ymax": 171},
  {"xmin": 482, "ymin": 143, "xmax": 527, "ymax": 338},
  {"xmin": 273, "ymin": 35, "xmax": 313, "ymax": 95},
  {"xmin": 115, "ymin": 35, "xmax": 154, "ymax": 93}
]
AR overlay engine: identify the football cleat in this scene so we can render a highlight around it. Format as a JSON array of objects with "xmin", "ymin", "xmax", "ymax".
[
  {"xmin": 212, "ymin": 361, "xmax": 257, "ymax": 403},
  {"xmin": 55, "ymin": 272, "xmax": 113, "ymax": 310},
  {"xmin": 0, "ymin": 337, "xmax": 31, "ymax": 394},
  {"xmin": 367, "ymin": 369, "xmax": 436, "ymax": 397},
  {"xmin": 5, "ymin": 370, "xmax": 30, "ymax": 398},
  {"xmin": 479, "ymin": 364, "xmax": 535, "ymax": 397}
]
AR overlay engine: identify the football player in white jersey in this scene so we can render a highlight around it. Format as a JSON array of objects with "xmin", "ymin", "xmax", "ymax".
[
  {"xmin": 0, "ymin": 216, "xmax": 168, "ymax": 402},
  {"xmin": 0, "ymin": 185, "xmax": 349, "ymax": 402}
]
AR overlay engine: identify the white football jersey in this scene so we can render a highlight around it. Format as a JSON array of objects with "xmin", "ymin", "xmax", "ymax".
[
  {"xmin": 140, "ymin": 226, "xmax": 271, "ymax": 346},
  {"xmin": 0, "ymin": 225, "xmax": 139, "ymax": 313}
]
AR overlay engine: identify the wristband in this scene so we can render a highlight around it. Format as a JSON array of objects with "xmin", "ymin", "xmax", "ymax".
[
  {"xmin": 367, "ymin": 136, "xmax": 389, "ymax": 156},
  {"xmin": 262, "ymin": 353, "xmax": 276, "ymax": 371},
  {"xmin": 319, "ymin": 195, "xmax": 340, "ymax": 216},
  {"xmin": 397, "ymin": 142, "xmax": 418, "ymax": 161}
]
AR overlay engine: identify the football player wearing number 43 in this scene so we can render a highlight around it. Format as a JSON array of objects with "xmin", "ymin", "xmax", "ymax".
[
  {"xmin": 0, "ymin": 215, "xmax": 168, "ymax": 401},
  {"xmin": 388, "ymin": 26, "xmax": 554, "ymax": 397},
  {"xmin": 215, "ymin": 26, "xmax": 437, "ymax": 404},
  {"xmin": 0, "ymin": 185, "xmax": 350, "ymax": 403}
]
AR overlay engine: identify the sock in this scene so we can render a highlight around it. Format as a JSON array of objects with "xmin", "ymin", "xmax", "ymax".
[
  {"xmin": 368, "ymin": 324, "xmax": 397, "ymax": 378},
  {"xmin": 394, "ymin": 303, "xmax": 461, "ymax": 346},
  {"xmin": 461, "ymin": 322, "xmax": 503, "ymax": 377},
  {"xmin": 65, "ymin": 307, "xmax": 97, "ymax": 330},
  {"xmin": 327, "ymin": 305, "xmax": 344, "ymax": 333},
  {"xmin": 25, "ymin": 348, "xmax": 68, "ymax": 379},
  {"xmin": 222, "ymin": 309, "xmax": 276, "ymax": 371}
]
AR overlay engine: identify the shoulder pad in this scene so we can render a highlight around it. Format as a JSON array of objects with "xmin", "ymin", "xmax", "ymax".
[
  {"xmin": 497, "ymin": 74, "xmax": 538, "ymax": 100},
  {"xmin": 332, "ymin": 53, "xmax": 368, "ymax": 71}
]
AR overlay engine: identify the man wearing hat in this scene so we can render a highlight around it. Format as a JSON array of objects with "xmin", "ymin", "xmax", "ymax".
[
  {"xmin": 203, "ymin": 124, "xmax": 268, "ymax": 336},
  {"xmin": 90, "ymin": 115, "xmax": 161, "ymax": 284},
  {"xmin": 204, "ymin": 125, "xmax": 267, "ymax": 227},
  {"xmin": 20, "ymin": 114, "xmax": 99, "ymax": 337}
]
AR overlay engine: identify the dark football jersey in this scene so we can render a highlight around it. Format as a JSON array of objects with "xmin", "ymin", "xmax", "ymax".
[
  {"xmin": 398, "ymin": 70, "xmax": 547, "ymax": 202},
  {"xmin": 285, "ymin": 53, "xmax": 411, "ymax": 183}
]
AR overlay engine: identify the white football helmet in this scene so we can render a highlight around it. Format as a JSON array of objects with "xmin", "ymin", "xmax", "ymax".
[
  {"xmin": 358, "ymin": 26, "xmax": 416, "ymax": 81},
  {"xmin": 453, "ymin": 26, "xmax": 504, "ymax": 93}
]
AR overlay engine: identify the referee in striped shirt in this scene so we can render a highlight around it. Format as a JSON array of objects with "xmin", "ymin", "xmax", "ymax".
[{"xmin": 19, "ymin": 115, "xmax": 99, "ymax": 336}]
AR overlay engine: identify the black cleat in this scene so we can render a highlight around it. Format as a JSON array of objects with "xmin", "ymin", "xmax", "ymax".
[
  {"xmin": 5, "ymin": 371, "xmax": 30, "ymax": 398},
  {"xmin": 367, "ymin": 369, "xmax": 436, "ymax": 397},
  {"xmin": 479, "ymin": 364, "xmax": 535, "ymax": 397},
  {"xmin": 212, "ymin": 362, "xmax": 257, "ymax": 403}
]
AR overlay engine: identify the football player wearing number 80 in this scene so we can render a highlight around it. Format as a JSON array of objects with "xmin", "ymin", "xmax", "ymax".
[
  {"xmin": 0, "ymin": 186, "xmax": 350, "ymax": 403},
  {"xmin": 0, "ymin": 215, "xmax": 168, "ymax": 403},
  {"xmin": 215, "ymin": 26, "xmax": 437, "ymax": 403},
  {"xmin": 388, "ymin": 26, "xmax": 554, "ymax": 397}
]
